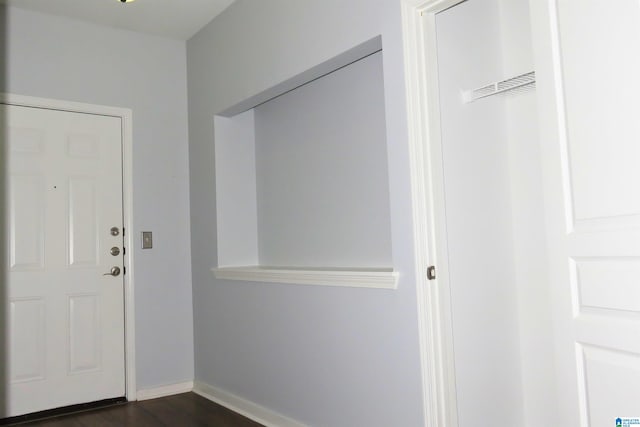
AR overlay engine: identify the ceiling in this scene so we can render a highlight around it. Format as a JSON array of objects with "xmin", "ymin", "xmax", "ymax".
[{"xmin": 2, "ymin": 0, "xmax": 236, "ymax": 40}]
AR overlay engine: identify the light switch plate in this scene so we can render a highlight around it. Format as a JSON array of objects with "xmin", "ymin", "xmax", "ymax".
[{"xmin": 142, "ymin": 231, "xmax": 152, "ymax": 249}]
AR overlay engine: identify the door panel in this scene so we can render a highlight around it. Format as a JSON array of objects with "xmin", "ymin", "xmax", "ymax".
[
  {"xmin": 9, "ymin": 298, "xmax": 46, "ymax": 383},
  {"xmin": 581, "ymin": 346, "xmax": 640, "ymax": 427},
  {"xmin": 3, "ymin": 104, "xmax": 125, "ymax": 417},
  {"xmin": 558, "ymin": 0, "xmax": 640, "ymax": 223},
  {"xmin": 68, "ymin": 178, "xmax": 99, "ymax": 267},
  {"xmin": 9, "ymin": 175, "xmax": 45, "ymax": 271},
  {"xmin": 9, "ymin": 127, "xmax": 45, "ymax": 156},
  {"xmin": 66, "ymin": 134, "xmax": 100, "ymax": 159},
  {"xmin": 575, "ymin": 258, "xmax": 640, "ymax": 314},
  {"xmin": 68, "ymin": 294, "xmax": 101, "ymax": 374}
]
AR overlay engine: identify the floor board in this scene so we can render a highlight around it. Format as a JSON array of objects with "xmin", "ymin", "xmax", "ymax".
[{"xmin": 7, "ymin": 393, "xmax": 264, "ymax": 427}]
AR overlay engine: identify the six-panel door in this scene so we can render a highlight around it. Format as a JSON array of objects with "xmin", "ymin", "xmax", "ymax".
[{"xmin": 3, "ymin": 104, "xmax": 125, "ymax": 417}]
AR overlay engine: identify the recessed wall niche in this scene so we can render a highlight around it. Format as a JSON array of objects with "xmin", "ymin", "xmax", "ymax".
[{"xmin": 212, "ymin": 37, "xmax": 397, "ymax": 288}]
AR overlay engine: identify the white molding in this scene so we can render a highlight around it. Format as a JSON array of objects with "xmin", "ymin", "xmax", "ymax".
[
  {"xmin": 137, "ymin": 381, "xmax": 194, "ymax": 401},
  {"xmin": 400, "ymin": 2, "xmax": 462, "ymax": 426},
  {"xmin": 193, "ymin": 381, "xmax": 306, "ymax": 427},
  {"xmin": 1, "ymin": 93, "xmax": 131, "ymax": 118},
  {"xmin": 1, "ymin": 93, "xmax": 138, "ymax": 402},
  {"xmin": 120, "ymin": 99, "xmax": 137, "ymax": 402},
  {"xmin": 212, "ymin": 266, "xmax": 399, "ymax": 289}
]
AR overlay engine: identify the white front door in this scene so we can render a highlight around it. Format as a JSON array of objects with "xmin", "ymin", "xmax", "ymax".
[
  {"xmin": 533, "ymin": 0, "xmax": 640, "ymax": 425},
  {"xmin": 3, "ymin": 104, "xmax": 126, "ymax": 417}
]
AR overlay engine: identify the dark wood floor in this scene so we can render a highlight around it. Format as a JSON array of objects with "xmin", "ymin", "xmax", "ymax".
[{"xmin": 7, "ymin": 393, "xmax": 264, "ymax": 427}]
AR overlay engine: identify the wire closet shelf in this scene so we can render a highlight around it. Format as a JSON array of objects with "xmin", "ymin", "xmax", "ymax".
[{"xmin": 463, "ymin": 71, "xmax": 536, "ymax": 103}]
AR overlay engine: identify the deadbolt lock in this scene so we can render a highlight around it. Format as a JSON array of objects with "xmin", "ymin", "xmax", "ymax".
[
  {"xmin": 110, "ymin": 227, "xmax": 120, "ymax": 236},
  {"xmin": 110, "ymin": 246, "xmax": 120, "ymax": 256}
]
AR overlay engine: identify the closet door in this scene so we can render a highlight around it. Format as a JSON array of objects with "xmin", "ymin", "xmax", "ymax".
[{"xmin": 533, "ymin": 1, "xmax": 640, "ymax": 425}]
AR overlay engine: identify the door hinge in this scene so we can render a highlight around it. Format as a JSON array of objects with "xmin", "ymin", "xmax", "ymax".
[{"xmin": 427, "ymin": 265, "xmax": 436, "ymax": 280}]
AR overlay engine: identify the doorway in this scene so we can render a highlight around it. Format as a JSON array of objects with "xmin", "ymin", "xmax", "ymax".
[
  {"xmin": 405, "ymin": 0, "xmax": 640, "ymax": 425},
  {"xmin": 402, "ymin": 0, "xmax": 554, "ymax": 425}
]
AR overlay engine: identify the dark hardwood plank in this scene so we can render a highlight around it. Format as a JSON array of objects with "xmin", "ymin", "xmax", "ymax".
[
  {"xmin": 8, "ymin": 393, "xmax": 264, "ymax": 427},
  {"xmin": 0, "ymin": 398, "xmax": 127, "ymax": 426},
  {"xmin": 10, "ymin": 404, "xmax": 156, "ymax": 427},
  {"xmin": 136, "ymin": 397, "xmax": 210, "ymax": 427},
  {"xmin": 14, "ymin": 417, "xmax": 85, "ymax": 427},
  {"xmin": 84, "ymin": 404, "xmax": 162, "ymax": 427},
  {"xmin": 159, "ymin": 393, "xmax": 263, "ymax": 427}
]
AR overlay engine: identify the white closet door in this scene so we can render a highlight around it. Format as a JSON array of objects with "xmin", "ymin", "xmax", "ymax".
[
  {"xmin": 534, "ymin": 0, "xmax": 640, "ymax": 425},
  {"xmin": 4, "ymin": 104, "xmax": 126, "ymax": 417}
]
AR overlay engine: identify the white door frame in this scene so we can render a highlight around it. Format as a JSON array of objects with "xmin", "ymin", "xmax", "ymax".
[
  {"xmin": 1, "ymin": 93, "xmax": 137, "ymax": 402},
  {"xmin": 401, "ymin": 1, "xmax": 470, "ymax": 425}
]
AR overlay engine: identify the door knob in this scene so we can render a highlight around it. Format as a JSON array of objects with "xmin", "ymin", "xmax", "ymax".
[
  {"xmin": 103, "ymin": 266, "xmax": 121, "ymax": 277},
  {"xmin": 110, "ymin": 246, "xmax": 120, "ymax": 256}
]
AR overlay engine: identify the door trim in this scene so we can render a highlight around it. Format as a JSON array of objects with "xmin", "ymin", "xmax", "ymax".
[
  {"xmin": 401, "ymin": 1, "xmax": 467, "ymax": 425},
  {"xmin": 1, "ymin": 93, "xmax": 137, "ymax": 402}
]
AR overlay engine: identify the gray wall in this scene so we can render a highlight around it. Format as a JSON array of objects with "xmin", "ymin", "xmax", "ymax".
[
  {"xmin": 255, "ymin": 51, "xmax": 392, "ymax": 268},
  {"xmin": 187, "ymin": 1, "xmax": 424, "ymax": 426},
  {"xmin": 4, "ymin": 7, "xmax": 194, "ymax": 390}
]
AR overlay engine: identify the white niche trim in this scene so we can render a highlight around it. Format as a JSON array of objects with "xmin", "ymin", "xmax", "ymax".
[{"xmin": 212, "ymin": 266, "xmax": 399, "ymax": 290}]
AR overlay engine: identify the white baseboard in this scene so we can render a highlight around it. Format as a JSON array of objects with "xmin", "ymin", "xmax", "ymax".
[
  {"xmin": 193, "ymin": 381, "xmax": 306, "ymax": 427},
  {"xmin": 137, "ymin": 380, "xmax": 194, "ymax": 401}
]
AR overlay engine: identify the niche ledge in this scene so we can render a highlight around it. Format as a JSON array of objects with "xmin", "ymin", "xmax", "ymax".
[{"xmin": 211, "ymin": 266, "xmax": 398, "ymax": 289}]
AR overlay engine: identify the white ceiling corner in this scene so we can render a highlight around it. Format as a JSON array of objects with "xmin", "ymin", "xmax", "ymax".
[{"xmin": 2, "ymin": 0, "xmax": 236, "ymax": 40}]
